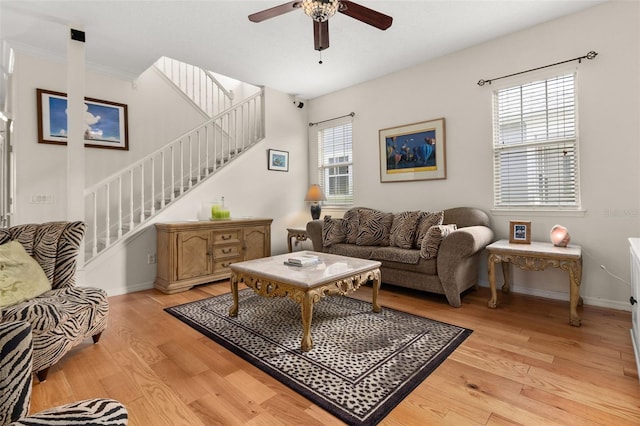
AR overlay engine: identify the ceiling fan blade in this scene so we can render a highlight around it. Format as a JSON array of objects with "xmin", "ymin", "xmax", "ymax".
[
  {"xmin": 248, "ymin": 1, "xmax": 301, "ymax": 23},
  {"xmin": 338, "ymin": 0, "xmax": 393, "ymax": 30},
  {"xmin": 314, "ymin": 20, "xmax": 330, "ymax": 51}
]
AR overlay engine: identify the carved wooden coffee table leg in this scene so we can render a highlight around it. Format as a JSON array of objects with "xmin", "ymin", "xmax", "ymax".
[
  {"xmin": 301, "ymin": 291, "xmax": 314, "ymax": 352},
  {"xmin": 371, "ymin": 272, "xmax": 381, "ymax": 313},
  {"xmin": 229, "ymin": 274, "xmax": 239, "ymax": 317}
]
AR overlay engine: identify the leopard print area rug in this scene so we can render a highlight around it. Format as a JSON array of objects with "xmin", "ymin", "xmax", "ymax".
[{"xmin": 165, "ymin": 289, "xmax": 472, "ymax": 426}]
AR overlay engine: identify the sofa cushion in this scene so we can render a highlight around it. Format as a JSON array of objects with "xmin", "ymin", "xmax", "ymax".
[
  {"xmin": 415, "ymin": 211, "xmax": 444, "ymax": 248},
  {"xmin": 325, "ymin": 243, "xmax": 376, "ymax": 259},
  {"xmin": 356, "ymin": 210, "xmax": 394, "ymax": 246},
  {"xmin": 420, "ymin": 224, "xmax": 458, "ymax": 259},
  {"xmin": 0, "ymin": 241, "xmax": 52, "ymax": 308},
  {"xmin": 389, "ymin": 211, "xmax": 421, "ymax": 249},
  {"xmin": 371, "ymin": 246, "xmax": 421, "ymax": 264},
  {"xmin": 378, "ymin": 257, "xmax": 437, "ymax": 275},
  {"xmin": 342, "ymin": 208, "xmax": 361, "ymax": 244},
  {"xmin": 322, "ymin": 216, "xmax": 347, "ymax": 247}
]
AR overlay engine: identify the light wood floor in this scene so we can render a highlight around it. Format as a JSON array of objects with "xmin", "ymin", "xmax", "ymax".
[{"xmin": 29, "ymin": 282, "xmax": 639, "ymax": 425}]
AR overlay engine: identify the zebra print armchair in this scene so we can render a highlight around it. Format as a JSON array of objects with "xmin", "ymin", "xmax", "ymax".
[
  {"xmin": 0, "ymin": 221, "xmax": 109, "ymax": 382},
  {"xmin": 0, "ymin": 321, "xmax": 128, "ymax": 425}
]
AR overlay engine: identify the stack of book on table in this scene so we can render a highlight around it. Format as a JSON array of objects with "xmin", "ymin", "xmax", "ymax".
[{"xmin": 284, "ymin": 253, "xmax": 321, "ymax": 267}]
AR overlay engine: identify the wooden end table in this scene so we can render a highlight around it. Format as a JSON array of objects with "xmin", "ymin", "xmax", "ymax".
[
  {"xmin": 487, "ymin": 239, "xmax": 583, "ymax": 326},
  {"xmin": 229, "ymin": 251, "xmax": 381, "ymax": 351},
  {"xmin": 286, "ymin": 227, "xmax": 309, "ymax": 253}
]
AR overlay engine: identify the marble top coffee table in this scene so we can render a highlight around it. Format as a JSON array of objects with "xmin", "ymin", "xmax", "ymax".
[{"xmin": 229, "ymin": 251, "xmax": 382, "ymax": 351}]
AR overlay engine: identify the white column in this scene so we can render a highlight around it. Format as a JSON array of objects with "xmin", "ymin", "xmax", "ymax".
[{"xmin": 67, "ymin": 27, "xmax": 86, "ymax": 270}]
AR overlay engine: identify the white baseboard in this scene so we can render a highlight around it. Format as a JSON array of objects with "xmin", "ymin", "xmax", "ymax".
[
  {"xmin": 476, "ymin": 282, "xmax": 631, "ymax": 312},
  {"xmin": 105, "ymin": 281, "xmax": 154, "ymax": 297}
]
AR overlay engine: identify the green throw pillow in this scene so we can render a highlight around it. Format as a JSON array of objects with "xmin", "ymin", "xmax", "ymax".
[{"xmin": 0, "ymin": 240, "xmax": 52, "ymax": 308}]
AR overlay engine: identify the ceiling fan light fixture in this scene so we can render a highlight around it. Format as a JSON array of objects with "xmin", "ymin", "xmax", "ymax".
[{"xmin": 301, "ymin": 0, "xmax": 340, "ymax": 22}]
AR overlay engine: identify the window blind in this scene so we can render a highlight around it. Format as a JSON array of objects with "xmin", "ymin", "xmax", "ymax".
[
  {"xmin": 316, "ymin": 122, "xmax": 353, "ymax": 205},
  {"xmin": 493, "ymin": 73, "xmax": 580, "ymax": 208}
]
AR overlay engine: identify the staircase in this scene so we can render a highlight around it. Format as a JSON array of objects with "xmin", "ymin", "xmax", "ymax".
[{"xmin": 83, "ymin": 58, "xmax": 265, "ymax": 263}]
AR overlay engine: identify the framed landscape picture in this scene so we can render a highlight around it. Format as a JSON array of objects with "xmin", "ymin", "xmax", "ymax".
[
  {"xmin": 267, "ymin": 149, "xmax": 289, "ymax": 172},
  {"xmin": 379, "ymin": 117, "xmax": 446, "ymax": 182},
  {"xmin": 37, "ymin": 88, "xmax": 129, "ymax": 150}
]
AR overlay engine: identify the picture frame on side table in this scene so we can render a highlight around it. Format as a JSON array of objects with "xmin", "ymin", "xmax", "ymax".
[
  {"xmin": 509, "ymin": 221, "xmax": 531, "ymax": 244},
  {"xmin": 37, "ymin": 88, "xmax": 129, "ymax": 150},
  {"xmin": 379, "ymin": 117, "xmax": 446, "ymax": 182},
  {"xmin": 267, "ymin": 149, "xmax": 289, "ymax": 172}
]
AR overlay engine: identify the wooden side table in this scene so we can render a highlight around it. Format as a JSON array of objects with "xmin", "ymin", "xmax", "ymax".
[
  {"xmin": 487, "ymin": 239, "xmax": 583, "ymax": 326},
  {"xmin": 287, "ymin": 227, "xmax": 309, "ymax": 253}
]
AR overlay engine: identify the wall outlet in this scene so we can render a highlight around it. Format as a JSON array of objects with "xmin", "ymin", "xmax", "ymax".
[{"xmin": 147, "ymin": 253, "xmax": 157, "ymax": 264}]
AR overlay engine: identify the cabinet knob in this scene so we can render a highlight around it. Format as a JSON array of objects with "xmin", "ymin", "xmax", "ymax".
[{"xmin": 631, "ymin": 296, "xmax": 638, "ymax": 306}]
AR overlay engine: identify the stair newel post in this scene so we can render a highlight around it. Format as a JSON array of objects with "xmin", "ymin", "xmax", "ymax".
[
  {"xmin": 188, "ymin": 134, "xmax": 193, "ymax": 189},
  {"xmin": 213, "ymin": 118, "xmax": 218, "ymax": 172},
  {"xmin": 117, "ymin": 175, "xmax": 122, "ymax": 239},
  {"xmin": 92, "ymin": 191, "xmax": 98, "ymax": 257},
  {"xmin": 205, "ymin": 125, "xmax": 210, "ymax": 177},
  {"xmin": 197, "ymin": 130, "xmax": 202, "ymax": 183},
  {"xmin": 161, "ymin": 150, "xmax": 166, "ymax": 209},
  {"xmin": 170, "ymin": 145, "xmax": 175, "ymax": 202},
  {"xmin": 180, "ymin": 140, "xmax": 184, "ymax": 195},
  {"xmin": 140, "ymin": 163, "xmax": 145, "ymax": 223},
  {"xmin": 129, "ymin": 169, "xmax": 135, "ymax": 231},
  {"xmin": 150, "ymin": 156, "xmax": 156, "ymax": 215},
  {"xmin": 105, "ymin": 183, "xmax": 110, "ymax": 248}
]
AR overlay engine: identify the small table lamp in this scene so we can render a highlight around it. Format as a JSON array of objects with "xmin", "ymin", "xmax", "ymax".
[{"xmin": 305, "ymin": 184, "xmax": 326, "ymax": 220}]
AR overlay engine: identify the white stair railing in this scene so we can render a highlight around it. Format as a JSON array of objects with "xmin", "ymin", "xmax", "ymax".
[
  {"xmin": 83, "ymin": 90, "xmax": 264, "ymax": 262},
  {"xmin": 155, "ymin": 56, "xmax": 234, "ymax": 117}
]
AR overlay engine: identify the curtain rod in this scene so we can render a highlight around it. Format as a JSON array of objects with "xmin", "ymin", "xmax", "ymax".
[
  {"xmin": 477, "ymin": 51, "xmax": 598, "ymax": 86},
  {"xmin": 309, "ymin": 112, "xmax": 355, "ymax": 127}
]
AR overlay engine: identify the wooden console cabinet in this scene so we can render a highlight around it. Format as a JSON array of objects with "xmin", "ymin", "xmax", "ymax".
[{"xmin": 154, "ymin": 218, "xmax": 272, "ymax": 294}]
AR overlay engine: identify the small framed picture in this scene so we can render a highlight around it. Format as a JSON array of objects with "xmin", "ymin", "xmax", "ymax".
[
  {"xmin": 509, "ymin": 221, "xmax": 531, "ymax": 244},
  {"xmin": 267, "ymin": 149, "xmax": 289, "ymax": 172}
]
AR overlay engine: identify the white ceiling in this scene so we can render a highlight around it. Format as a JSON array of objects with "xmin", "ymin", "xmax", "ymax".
[{"xmin": 1, "ymin": 0, "xmax": 605, "ymax": 100}]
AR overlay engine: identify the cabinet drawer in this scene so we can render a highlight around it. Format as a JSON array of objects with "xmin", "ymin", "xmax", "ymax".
[
  {"xmin": 213, "ymin": 229, "xmax": 241, "ymax": 245},
  {"xmin": 213, "ymin": 256, "xmax": 240, "ymax": 274},
  {"xmin": 213, "ymin": 244, "xmax": 241, "ymax": 258}
]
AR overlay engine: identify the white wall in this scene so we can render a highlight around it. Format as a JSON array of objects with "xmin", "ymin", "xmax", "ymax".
[
  {"xmin": 11, "ymin": 52, "xmax": 311, "ymax": 295},
  {"xmin": 308, "ymin": 1, "xmax": 640, "ymax": 310},
  {"xmin": 11, "ymin": 52, "xmax": 206, "ymax": 223},
  {"xmin": 83, "ymin": 88, "xmax": 311, "ymax": 295}
]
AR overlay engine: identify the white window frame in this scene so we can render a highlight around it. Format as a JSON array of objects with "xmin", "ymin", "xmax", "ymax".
[
  {"xmin": 312, "ymin": 117, "xmax": 353, "ymax": 206},
  {"xmin": 491, "ymin": 70, "xmax": 582, "ymax": 213}
]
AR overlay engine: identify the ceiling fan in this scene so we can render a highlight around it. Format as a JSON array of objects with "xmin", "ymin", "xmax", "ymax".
[{"xmin": 248, "ymin": 0, "xmax": 393, "ymax": 52}]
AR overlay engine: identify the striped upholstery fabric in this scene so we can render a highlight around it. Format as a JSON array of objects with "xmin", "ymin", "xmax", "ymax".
[
  {"xmin": 0, "ymin": 222, "xmax": 108, "ymax": 381},
  {"xmin": 0, "ymin": 321, "xmax": 128, "ymax": 426},
  {"xmin": 0, "ymin": 322, "xmax": 32, "ymax": 425}
]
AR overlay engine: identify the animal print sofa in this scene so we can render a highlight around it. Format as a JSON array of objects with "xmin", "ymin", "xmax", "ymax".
[
  {"xmin": 0, "ymin": 321, "xmax": 127, "ymax": 425},
  {"xmin": 307, "ymin": 207, "xmax": 494, "ymax": 307},
  {"xmin": 0, "ymin": 221, "xmax": 108, "ymax": 382}
]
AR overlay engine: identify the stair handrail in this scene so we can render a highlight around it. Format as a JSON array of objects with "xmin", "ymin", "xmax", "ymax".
[
  {"xmin": 154, "ymin": 57, "xmax": 234, "ymax": 117},
  {"xmin": 83, "ymin": 89, "xmax": 263, "ymax": 196}
]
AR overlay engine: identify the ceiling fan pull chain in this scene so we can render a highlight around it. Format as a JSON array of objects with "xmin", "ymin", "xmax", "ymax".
[{"xmin": 319, "ymin": 51, "xmax": 323, "ymax": 65}]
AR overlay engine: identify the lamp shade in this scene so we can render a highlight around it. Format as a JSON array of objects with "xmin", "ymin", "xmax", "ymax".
[{"xmin": 304, "ymin": 184, "xmax": 326, "ymax": 202}]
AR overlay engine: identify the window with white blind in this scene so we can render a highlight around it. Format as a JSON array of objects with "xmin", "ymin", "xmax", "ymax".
[
  {"xmin": 316, "ymin": 122, "xmax": 353, "ymax": 205},
  {"xmin": 492, "ymin": 73, "xmax": 581, "ymax": 209}
]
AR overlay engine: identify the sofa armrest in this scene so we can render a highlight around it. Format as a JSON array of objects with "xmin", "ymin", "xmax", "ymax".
[
  {"xmin": 306, "ymin": 220, "xmax": 325, "ymax": 252},
  {"xmin": 436, "ymin": 225, "xmax": 494, "ymax": 307}
]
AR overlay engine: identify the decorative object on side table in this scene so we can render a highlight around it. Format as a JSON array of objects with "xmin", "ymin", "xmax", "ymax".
[
  {"xmin": 509, "ymin": 220, "xmax": 531, "ymax": 244},
  {"xmin": 550, "ymin": 224, "xmax": 570, "ymax": 247},
  {"xmin": 304, "ymin": 184, "xmax": 326, "ymax": 220},
  {"xmin": 210, "ymin": 197, "xmax": 230, "ymax": 220}
]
